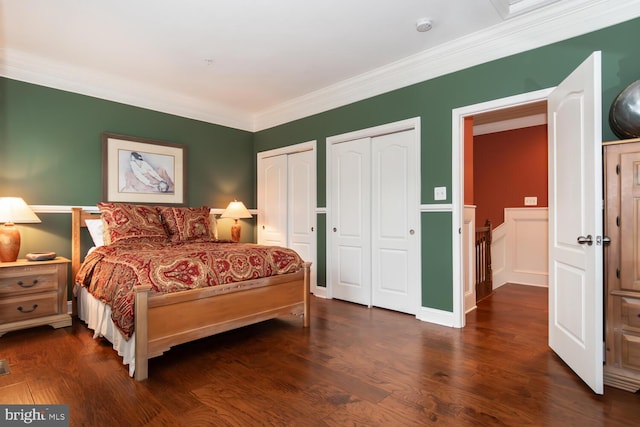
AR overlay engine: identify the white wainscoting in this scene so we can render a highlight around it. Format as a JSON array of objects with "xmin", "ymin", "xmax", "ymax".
[{"xmin": 492, "ymin": 207, "xmax": 549, "ymax": 288}]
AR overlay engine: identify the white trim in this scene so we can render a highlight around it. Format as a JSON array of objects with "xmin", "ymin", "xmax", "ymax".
[
  {"xmin": 254, "ymin": 0, "xmax": 640, "ymax": 131},
  {"xmin": 473, "ymin": 113, "xmax": 547, "ymax": 136},
  {"xmin": 490, "ymin": 0, "xmax": 561, "ymax": 19},
  {"xmin": 421, "ymin": 204, "xmax": 453, "ymax": 213},
  {"xmin": 257, "ymin": 140, "xmax": 316, "ymax": 159},
  {"xmin": 29, "ymin": 205, "xmax": 255, "ymax": 215},
  {"xmin": 2, "ymin": 2, "xmax": 637, "ymax": 132},
  {"xmin": 416, "ymin": 306, "xmax": 455, "ymax": 328},
  {"xmin": 492, "ymin": 208, "xmax": 549, "ymax": 288},
  {"xmin": 0, "ymin": 48, "xmax": 254, "ymax": 132},
  {"xmin": 326, "ymin": 118, "xmax": 420, "ymax": 145},
  {"xmin": 312, "ymin": 287, "xmax": 328, "ymax": 299},
  {"xmin": 30, "ymin": 205, "xmax": 99, "ymax": 214},
  {"xmin": 451, "ymin": 87, "xmax": 554, "ymax": 328}
]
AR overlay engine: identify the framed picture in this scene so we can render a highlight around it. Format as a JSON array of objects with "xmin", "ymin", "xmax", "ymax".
[{"xmin": 102, "ymin": 132, "xmax": 187, "ymax": 205}]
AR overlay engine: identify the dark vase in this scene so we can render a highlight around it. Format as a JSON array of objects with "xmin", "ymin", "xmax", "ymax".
[{"xmin": 609, "ymin": 80, "xmax": 640, "ymax": 139}]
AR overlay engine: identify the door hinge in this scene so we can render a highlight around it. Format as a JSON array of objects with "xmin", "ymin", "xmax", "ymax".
[
  {"xmin": 616, "ymin": 268, "xmax": 620, "ymax": 279},
  {"xmin": 617, "ymin": 216, "xmax": 620, "ymax": 227},
  {"xmin": 616, "ymin": 164, "xmax": 620, "ymax": 175}
]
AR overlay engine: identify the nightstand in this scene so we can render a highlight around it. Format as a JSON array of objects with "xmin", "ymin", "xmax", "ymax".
[{"xmin": 0, "ymin": 257, "xmax": 71, "ymax": 337}]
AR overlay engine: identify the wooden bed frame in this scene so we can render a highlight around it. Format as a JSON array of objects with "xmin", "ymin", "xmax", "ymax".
[{"xmin": 71, "ymin": 207, "xmax": 310, "ymax": 381}]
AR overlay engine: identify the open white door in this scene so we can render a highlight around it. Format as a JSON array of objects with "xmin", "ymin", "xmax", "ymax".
[{"xmin": 548, "ymin": 51, "xmax": 603, "ymax": 394}]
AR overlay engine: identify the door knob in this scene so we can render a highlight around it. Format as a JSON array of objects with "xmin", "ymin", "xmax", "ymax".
[{"xmin": 577, "ymin": 235, "xmax": 593, "ymax": 246}]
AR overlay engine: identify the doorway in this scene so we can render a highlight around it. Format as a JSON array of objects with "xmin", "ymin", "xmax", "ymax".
[
  {"xmin": 470, "ymin": 101, "xmax": 549, "ymax": 305},
  {"xmin": 452, "ymin": 88, "xmax": 554, "ymax": 328}
]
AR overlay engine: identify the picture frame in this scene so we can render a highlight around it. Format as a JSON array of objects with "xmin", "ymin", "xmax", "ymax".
[{"xmin": 102, "ymin": 132, "xmax": 187, "ymax": 205}]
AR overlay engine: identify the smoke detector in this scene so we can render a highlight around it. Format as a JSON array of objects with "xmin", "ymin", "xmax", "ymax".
[{"xmin": 416, "ymin": 18, "xmax": 433, "ymax": 32}]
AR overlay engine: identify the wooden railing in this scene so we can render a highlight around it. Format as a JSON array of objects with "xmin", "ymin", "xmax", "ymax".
[{"xmin": 475, "ymin": 220, "xmax": 493, "ymax": 301}]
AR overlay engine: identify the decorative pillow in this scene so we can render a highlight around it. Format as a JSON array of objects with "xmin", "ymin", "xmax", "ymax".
[
  {"xmin": 85, "ymin": 219, "xmax": 105, "ymax": 247},
  {"xmin": 97, "ymin": 202, "xmax": 167, "ymax": 244},
  {"xmin": 157, "ymin": 206, "xmax": 212, "ymax": 242}
]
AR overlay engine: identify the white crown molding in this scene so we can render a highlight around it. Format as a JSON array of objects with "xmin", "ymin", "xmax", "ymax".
[
  {"xmin": 0, "ymin": 49, "xmax": 255, "ymax": 132},
  {"xmin": 2, "ymin": 1, "xmax": 639, "ymax": 133},
  {"xmin": 253, "ymin": 0, "xmax": 640, "ymax": 131},
  {"xmin": 490, "ymin": 0, "xmax": 562, "ymax": 19}
]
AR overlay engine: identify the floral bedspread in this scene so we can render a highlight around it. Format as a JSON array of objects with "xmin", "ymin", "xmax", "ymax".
[{"xmin": 75, "ymin": 239, "xmax": 303, "ymax": 339}]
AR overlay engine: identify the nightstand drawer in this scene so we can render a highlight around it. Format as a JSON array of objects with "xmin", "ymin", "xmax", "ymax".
[
  {"xmin": 0, "ymin": 292, "xmax": 58, "ymax": 323},
  {"xmin": 0, "ymin": 265, "xmax": 59, "ymax": 296}
]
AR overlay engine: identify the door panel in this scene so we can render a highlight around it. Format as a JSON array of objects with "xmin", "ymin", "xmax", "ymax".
[
  {"xmin": 257, "ymin": 155, "xmax": 287, "ymax": 247},
  {"xmin": 371, "ymin": 130, "xmax": 419, "ymax": 314},
  {"xmin": 288, "ymin": 150, "xmax": 316, "ymax": 269},
  {"xmin": 330, "ymin": 137, "xmax": 371, "ymax": 306},
  {"xmin": 548, "ymin": 51, "xmax": 603, "ymax": 394},
  {"xmin": 620, "ymin": 152, "xmax": 640, "ymax": 292}
]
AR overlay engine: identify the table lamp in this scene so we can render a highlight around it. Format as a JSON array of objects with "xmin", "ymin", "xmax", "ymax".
[
  {"xmin": 221, "ymin": 200, "xmax": 252, "ymax": 242},
  {"xmin": 0, "ymin": 197, "xmax": 41, "ymax": 262}
]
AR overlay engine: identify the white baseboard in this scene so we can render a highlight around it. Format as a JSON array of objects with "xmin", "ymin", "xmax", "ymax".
[{"xmin": 417, "ymin": 306, "xmax": 457, "ymax": 328}]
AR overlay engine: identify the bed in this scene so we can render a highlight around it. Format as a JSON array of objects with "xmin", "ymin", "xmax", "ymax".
[{"xmin": 71, "ymin": 204, "xmax": 310, "ymax": 381}]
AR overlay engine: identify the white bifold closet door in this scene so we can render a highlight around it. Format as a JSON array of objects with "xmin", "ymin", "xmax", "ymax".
[
  {"xmin": 330, "ymin": 128, "xmax": 419, "ymax": 314},
  {"xmin": 258, "ymin": 148, "xmax": 316, "ymax": 287}
]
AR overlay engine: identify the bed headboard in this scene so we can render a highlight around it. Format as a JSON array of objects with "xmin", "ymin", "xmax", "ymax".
[{"xmin": 71, "ymin": 207, "xmax": 101, "ymax": 282}]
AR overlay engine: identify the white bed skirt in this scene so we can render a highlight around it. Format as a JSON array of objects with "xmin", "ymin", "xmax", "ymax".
[{"xmin": 77, "ymin": 285, "xmax": 136, "ymax": 376}]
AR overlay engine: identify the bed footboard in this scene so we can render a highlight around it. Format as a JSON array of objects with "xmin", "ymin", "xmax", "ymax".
[{"xmin": 133, "ymin": 262, "xmax": 311, "ymax": 381}]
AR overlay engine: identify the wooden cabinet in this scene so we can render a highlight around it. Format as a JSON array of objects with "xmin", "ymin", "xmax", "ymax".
[
  {"xmin": 603, "ymin": 139, "xmax": 640, "ymax": 391},
  {"xmin": 0, "ymin": 257, "xmax": 71, "ymax": 337}
]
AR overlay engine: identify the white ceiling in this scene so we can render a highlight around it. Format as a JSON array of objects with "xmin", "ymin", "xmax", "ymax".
[{"xmin": 1, "ymin": 1, "xmax": 639, "ymax": 131}]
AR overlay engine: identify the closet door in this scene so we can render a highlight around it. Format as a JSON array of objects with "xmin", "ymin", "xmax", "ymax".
[
  {"xmin": 371, "ymin": 130, "xmax": 419, "ymax": 314},
  {"xmin": 257, "ymin": 155, "xmax": 287, "ymax": 247},
  {"xmin": 330, "ymin": 137, "xmax": 372, "ymax": 306},
  {"xmin": 258, "ymin": 147, "xmax": 317, "ymax": 289},
  {"xmin": 288, "ymin": 150, "xmax": 316, "ymax": 282}
]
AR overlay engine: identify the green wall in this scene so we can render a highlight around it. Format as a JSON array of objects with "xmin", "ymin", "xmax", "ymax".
[
  {"xmin": 254, "ymin": 17, "xmax": 640, "ymax": 311},
  {"xmin": 0, "ymin": 80, "xmax": 254, "ymax": 259},
  {"xmin": 2, "ymin": 18, "xmax": 639, "ymax": 313}
]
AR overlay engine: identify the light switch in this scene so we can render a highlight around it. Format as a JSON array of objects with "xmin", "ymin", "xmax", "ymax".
[
  {"xmin": 524, "ymin": 196, "xmax": 538, "ymax": 206},
  {"xmin": 434, "ymin": 186, "xmax": 447, "ymax": 201}
]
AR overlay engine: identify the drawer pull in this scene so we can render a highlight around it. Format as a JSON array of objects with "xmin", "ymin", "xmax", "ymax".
[
  {"xmin": 17, "ymin": 279, "xmax": 39, "ymax": 288},
  {"xmin": 17, "ymin": 304, "xmax": 38, "ymax": 314}
]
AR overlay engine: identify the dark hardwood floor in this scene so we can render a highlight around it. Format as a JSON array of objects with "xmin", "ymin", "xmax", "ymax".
[{"xmin": 1, "ymin": 284, "xmax": 638, "ymax": 426}]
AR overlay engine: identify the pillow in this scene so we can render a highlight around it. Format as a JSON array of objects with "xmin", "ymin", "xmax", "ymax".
[
  {"xmin": 157, "ymin": 206, "xmax": 212, "ymax": 242},
  {"xmin": 97, "ymin": 202, "xmax": 167, "ymax": 244},
  {"xmin": 85, "ymin": 219, "xmax": 105, "ymax": 247}
]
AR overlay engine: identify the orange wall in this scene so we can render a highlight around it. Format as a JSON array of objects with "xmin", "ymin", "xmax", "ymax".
[
  {"xmin": 464, "ymin": 117, "xmax": 474, "ymax": 205},
  {"xmin": 473, "ymin": 125, "xmax": 548, "ymax": 227}
]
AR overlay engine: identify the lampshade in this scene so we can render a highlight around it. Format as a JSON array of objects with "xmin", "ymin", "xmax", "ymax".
[
  {"xmin": 221, "ymin": 200, "xmax": 252, "ymax": 220},
  {"xmin": 0, "ymin": 197, "xmax": 41, "ymax": 224},
  {"xmin": 0, "ymin": 197, "xmax": 41, "ymax": 262}
]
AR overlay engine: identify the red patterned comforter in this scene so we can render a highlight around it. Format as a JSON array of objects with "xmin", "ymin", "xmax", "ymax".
[{"xmin": 75, "ymin": 239, "xmax": 303, "ymax": 339}]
